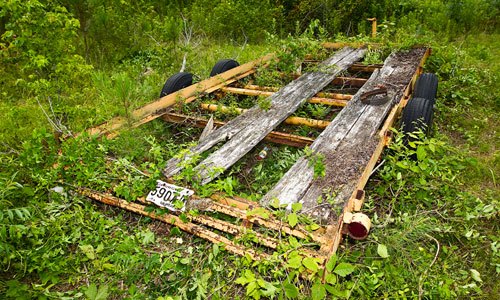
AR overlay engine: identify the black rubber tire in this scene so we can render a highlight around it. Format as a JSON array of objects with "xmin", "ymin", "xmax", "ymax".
[
  {"xmin": 413, "ymin": 73, "xmax": 438, "ymax": 104},
  {"xmin": 210, "ymin": 59, "xmax": 239, "ymax": 77},
  {"xmin": 160, "ymin": 72, "xmax": 193, "ymax": 97},
  {"xmin": 401, "ymin": 97, "xmax": 434, "ymax": 142}
]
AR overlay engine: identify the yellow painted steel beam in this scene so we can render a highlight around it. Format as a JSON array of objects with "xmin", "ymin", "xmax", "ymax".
[
  {"xmin": 332, "ymin": 77, "xmax": 368, "ymax": 87},
  {"xmin": 77, "ymin": 188, "xmax": 267, "ymax": 260},
  {"xmin": 87, "ymin": 54, "xmax": 275, "ymax": 138},
  {"xmin": 222, "ymin": 86, "xmax": 351, "ymax": 105},
  {"xmin": 244, "ymin": 84, "xmax": 352, "ymax": 100},
  {"xmin": 200, "ymin": 103, "xmax": 331, "ymax": 129},
  {"xmin": 349, "ymin": 63, "xmax": 383, "ymax": 72},
  {"xmin": 161, "ymin": 112, "xmax": 314, "ymax": 147},
  {"xmin": 322, "ymin": 42, "xmax": 381, "ymax": 49},
  {"xmin": 134, "ymin": 196, "xmax": 280, "ymax": 249},
  {"xmin": 367, "ymin": 18, "xmax": 377, "ymax": 37},
  {"xmin": 204, "ymin": 198, "xmax": 326, "ymax": 245},
  {"xmin": 302, "ymin": 61, "xmax": 381, "ymax": 72}
]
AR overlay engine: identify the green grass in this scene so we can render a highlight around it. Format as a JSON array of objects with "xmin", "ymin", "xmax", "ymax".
[{"xmin": 1, "ymin": 24, "xmax": 499, "ymax": 300}]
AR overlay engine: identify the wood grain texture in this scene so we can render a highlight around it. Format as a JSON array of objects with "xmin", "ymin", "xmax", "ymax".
[
  {"xmin": 163, "ymin": 47, "xmax": 366, "ymax": 183},
  {"xmin": 261, "ymin": 48, "xmax": 427, "ymax": 223}
]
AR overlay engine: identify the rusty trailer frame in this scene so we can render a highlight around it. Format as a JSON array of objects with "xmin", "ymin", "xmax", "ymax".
[{"xmin": 79, "ymin": 43, "xmax": 432, "ymax": 276}]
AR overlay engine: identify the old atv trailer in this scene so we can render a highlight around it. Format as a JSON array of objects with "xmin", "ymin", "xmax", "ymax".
[{"xmin": 79, "ymin": 44, "xmax": 434, "ymax": 276}]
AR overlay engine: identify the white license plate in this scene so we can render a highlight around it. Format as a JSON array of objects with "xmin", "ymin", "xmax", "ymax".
[{"xmin": 146, "ymin": 180, "xmax": 194, "ymax": 212}]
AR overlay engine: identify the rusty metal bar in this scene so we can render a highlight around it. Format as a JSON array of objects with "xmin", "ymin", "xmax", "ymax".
[
  {"xmin": 243, "ymin": 85, "xmax": 353, "ymax": 101},
  {"xmin": 80, "ymin": 188, "xmax": 326, "ymax": 260},
  {"xmin": 161, "ymin": 112, "xmax": 314, "ymax": 148},
  {"xmin": 200, "ymin": 103, "xmax": 331, "ymax": 129},
  {"xmin": 76, "ymin": 188, "xmax": 267, "ymax": 260},
  {"xmin": 203, "ymin": 199, "xmax": 327, "ymax": 245},
  {"xmin": 322, "ymin": 42, "xmax": 381, "ymax": 49},
  {"xmin": 222, "ymin": 87, "xmax": 350, "ymax": 105},
  {"xmin": 349, "ymin": 63, "xmax": 383, "ymax": 72},
  {"xmin": 302, "ymin": 61, "xmax": 381, "ymax": 72},
  {"xmin": 367, "ymin": 18, "xmax": 377, "ymax": 37},
  {"xmin": 133, "ymin": 197, "xmax": 280, "ymax": 249},
  {"xmin": 331, "ymin": 77, "xmax": 368, "ymax": 87}
]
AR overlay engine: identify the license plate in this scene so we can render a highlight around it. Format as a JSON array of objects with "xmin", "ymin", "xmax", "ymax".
[{"xmin": 146, "ymin": 180, "xmax": 194, "ymax": 212}]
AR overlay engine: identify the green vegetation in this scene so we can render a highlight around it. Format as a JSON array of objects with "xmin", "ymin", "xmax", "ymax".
[{"xmin": 1, "ymin": 0, "xmax": 498, "ymax": 299}]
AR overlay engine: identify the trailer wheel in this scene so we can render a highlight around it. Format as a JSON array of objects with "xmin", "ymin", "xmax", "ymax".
[
  {"xmin": 160, "ymin": 72, "xmax": 193, "ymax": 98},
  {"xmin": 413, "ymin": 73, "xmax": 438, "ymax": 104},
  {"xmin": 401, "ymin": 97, "xmax": 434, "ymax": 142},
  {"xmin": 210, "ymin": 59, "xmax": 239, "ymax": 77}
]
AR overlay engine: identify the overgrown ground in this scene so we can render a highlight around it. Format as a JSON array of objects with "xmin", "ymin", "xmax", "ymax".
[{"xmin": 1, "ymin": 2, "xmax": 499, "ymax": 299}]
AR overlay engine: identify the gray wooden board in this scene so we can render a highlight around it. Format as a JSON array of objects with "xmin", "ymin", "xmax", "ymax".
[
  {"xmin": 163, "ymin": 47, "xmax": 366, "ymax": 183},
  {"xmin": 261, "ymin": 48, "xmax": 427, "ymax": 223}
]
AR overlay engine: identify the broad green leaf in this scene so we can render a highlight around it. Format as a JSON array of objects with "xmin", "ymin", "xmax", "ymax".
[
  {"xmin": 269, "ymin": 198, "xmax": 280, "ymax": 209},
  {"xmin": 325, "ymin": 255, "xmax": 337, "ymax": 272},
  {"xmin": 396, "ymin": 161, "xmax": 409, "ymax": 169},
  {"xmin": 247, "ymin": 207, "xmax": 270, "ymax": 219},
  {"xmin": 311, "ymin": 282, "xmax": 326, "ymax": 300},
  {"xmin": 291, "ymin": 202, "xmax": 302, "ymax": 212},
  {"xmin": 85, "ymin": 284, "xmax": 108, "ymax": 300},
  {"xmin": 288, "ymin": 213, "xmax": 298, "ymax": 228},
  {"xmin": 287, "ymin": 254, "xmax": 303, "ymax": 269},
  {"xmin": 84, "ymin": 284, "xmax": 98, "ymax": 300},
  {"xmin": 416, "ymin": 146, "xmax": 427, "ymax": 161},
  {"xmin": 246, "ymin": 281, "xmax": 259, "ymax": 298},
  {"xmin": 79, "ymin": 245, "xmax": 95, "ymax": 260},
  {"xmin": 302, "ymin": 257, "xmax": 319, "ymax": 272},
  {"xmin": 257, "ymin": 278, "xmax": 266, "ymax": 288},
  {"xmin": 94, "ymin": 285, "xmax": 109, "ymax": 300},
  {"xmin": 212, "ymin": 243, "xmax": 219, "ymax": 257},
  {"xmin": 283, "ymin": 282, "xmax": 299, "ymax": 298},
  {"xmin": 377, "ymin": 244, "xmax": 389, "ymax": 258},
  {"xmin": 333, "ymin": 262, "xmax": 355, "ymax": 277},
  {"xmin": 235, "ymin": 269, "xmax": 255, "ymax": 285},
  {"xmin": 288, "ymin": 236, "xmax": 300, "ymax": 248},
  {"xmin": 261, "ymin": 281, "xmax": 278, "ymax": 297},
  {"xmin": 325, "ymin": 284, "xmax": 349, "ymax": 297},
  {"xmin": 141, "ymin": 230, "xmax": 155, "ymax": 245},
  {"xmin": 96, "ymin": 244, "xmax": 104, "ymax": 253},
  {"xmin": 325, "ymin": 273, "xmax": 337, "ymax": 285},
  {"xmin": 234, "ymin": 277, "xmax": 248, "ymax": 285},
  {"xmin": 470, "ymin": 269, "xmax": 482, "ymax": 282},
  {"xmin": 306, "ymin": 223, "xmax": 320, "ymax": 231}
]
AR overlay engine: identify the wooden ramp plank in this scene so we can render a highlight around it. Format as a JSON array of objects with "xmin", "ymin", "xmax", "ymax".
[
  {"xmin": 261, "ymin": 48, "xmax": 427, "ymax": 223},
  {"xmin": 163, "ymin": 47, "xmax": 366, "ymax": 183}
]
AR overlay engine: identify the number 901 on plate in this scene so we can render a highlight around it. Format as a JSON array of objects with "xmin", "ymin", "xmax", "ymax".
[{"xmin": 146, "ymin": 180, "xmax": 194, "ymax": 212}]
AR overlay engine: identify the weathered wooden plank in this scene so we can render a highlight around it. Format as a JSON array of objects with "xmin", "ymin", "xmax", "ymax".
[
  {"xmin": 192, "ymin": 48, "xmax": 366, "ymax": 184},
  {"xmin": 163, "ymin": 47, "xmax": 366, "ymax": 183},
  {"xmin": 261, "ymin": 48, "xmax": 427, "ymax": 223}
]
